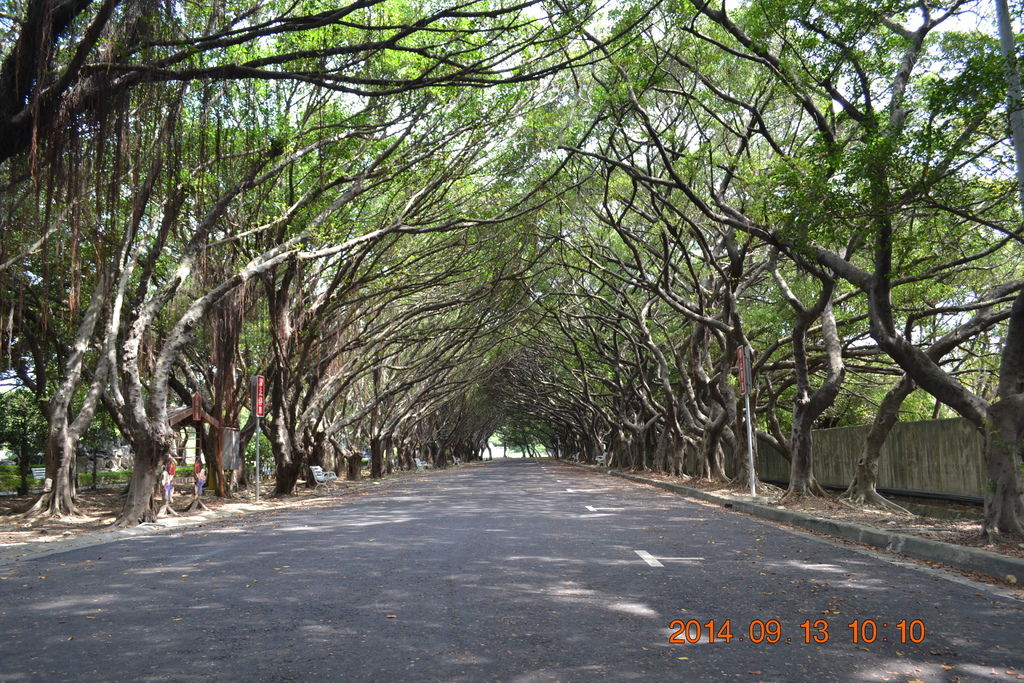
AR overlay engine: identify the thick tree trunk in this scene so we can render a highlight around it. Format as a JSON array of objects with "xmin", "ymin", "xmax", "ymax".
[
  {"xmin": 369, "ymin": 437, "xmax": 384, "ymax": 479},
  {"xmin": 980, "ymin": 289, "xmax": 1024, "ymax": 538},
  {"xmin": 773, "ymin": 280, "xmax": 844, "ymax": 503},
  {"xmin": 865, "ymin": 287, "xmax": 1024, "ymax": 537},
  {"xmin": 841, "ymin": 375, "xmax": 914, "ymax": 512},
  {"xmin": 783, "ymin": 405, "xmax": 829, "ymax": 499},
  {"xmin": 210, "ymin": 290, "xmax": 245, "ymax": 498},
  {"xmin": 27, "ymin": 276, "xmax": 112, "ymax": 519},
  {"xmin": 843, "ymin": 293, "xmax": 1017, "ymax": 511},
  {"xmin": 346, "ymin": 453, "xmax": 362, "ymax": 480},
  {"xmin": 698, "ymin": 407, "xmax": 729, "ymax": 481},
  {"xmin": 114, "ymin": 437, "xmax": 169, "ymax": 527},
  {"xmin": 27, "ymin": 427, "xmax": 80, "ymax": 517},
  {"xmin": 275, "ymin": 459, "xmax": 302, "ymax": 495},
  {"xmin": 268, "ymin": 407, "xmax": 302, "ymax": 495},
  {"xmin": 393, "ymin": 443, "xmax": 410, "ymax": 471},
  {"xmin": 198, "ymin": 422, "xmax": 228, "ymax": 498},
  {"xmin": 982, "ymin": 397, "xmax": 1024, "ymax": 538},
  {"xmin": 305, "ymin": 431, "xmax": 327, "ymax": 488},
  {"xmin": 653, "ymin": 429, "xmax": 670, "ymax": 473},
  {"xmin": 672, "ymin": 439, "xmax": 691, "ymax": 478}
]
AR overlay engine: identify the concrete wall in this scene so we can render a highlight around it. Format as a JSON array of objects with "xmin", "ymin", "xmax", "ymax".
[{"xmin": 756, "ymin": 418, "xmax": 987, "ymax": 497}]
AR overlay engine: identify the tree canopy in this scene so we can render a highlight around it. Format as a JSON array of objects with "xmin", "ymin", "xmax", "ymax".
[{"xmin": 1, "ymin": 0, "xmax": 1022, "ymax": 539}]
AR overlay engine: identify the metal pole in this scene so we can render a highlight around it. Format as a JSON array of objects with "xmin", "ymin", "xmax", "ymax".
[
  {"xmin": 738, "ymin": 345, "xmax": 756, "ymax": 496},
  {"xmin": 255, "ymin": 414, "xmax": 260, "ymax": 503},
  {"xmin": 744, "ymin": 391, "xmax": 756, "ymax": 496}
]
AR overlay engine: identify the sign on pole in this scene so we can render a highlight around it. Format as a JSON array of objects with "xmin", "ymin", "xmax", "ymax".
[
  {"xmin": 737, "ymin": 347, "xmax": 752, "ymax": 396},
  {"xmin": 255, "ymin": 375, "xmax": 266, "ymax": 417}
]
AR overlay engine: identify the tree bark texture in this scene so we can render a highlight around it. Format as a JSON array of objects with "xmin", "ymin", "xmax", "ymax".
[
  {"xmin": 841, "ymin": 375, "xmax": 915, "ymax": 512},
  {"xmin": 115, "ymin": 435, "xmax": 171, "ymax": 526}
]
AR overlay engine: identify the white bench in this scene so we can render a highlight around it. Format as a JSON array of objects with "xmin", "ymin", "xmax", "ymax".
[
  {"xmin": 414, "ymin": 458, "xmax": 432, "ymax": 470},
  {"xmin": 31, "ymin": 467, "xmax": 46, "ymax": 480},
  {"xmin": 309, "ymin": 465, "xmax": 338, "ymax": 489},
  {"xmin": 595, "ymin": 455, "xmax": 607, "ymax": 466}
]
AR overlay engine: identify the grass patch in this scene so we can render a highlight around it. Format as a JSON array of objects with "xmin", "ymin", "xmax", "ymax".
[
  {"xmin": 0, "ymin": 465, "xmax": 133, "ymax": 491},
  {"xmin": 77, "ymin": 470, "xmax": 132, "ymax": 487}
]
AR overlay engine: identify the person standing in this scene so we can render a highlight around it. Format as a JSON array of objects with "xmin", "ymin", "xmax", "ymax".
[
  {"xmin": 158, "ymin": 459, "xmax": 179, "ymax": 517},
  {"xmin": 189, "ymin": 459, "xmax": 209, "ymax": 513}
]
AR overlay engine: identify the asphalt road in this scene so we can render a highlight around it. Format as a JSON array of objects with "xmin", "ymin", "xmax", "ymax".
[{"xmin": 1, "ymin": 459, "xmax": 1022, "ymax": 682}]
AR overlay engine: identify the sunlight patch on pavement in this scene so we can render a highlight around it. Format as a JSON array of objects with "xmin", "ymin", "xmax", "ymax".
[
  {"xmin": 783, "ymin": 561, "xmax": 846, "ymax": 573},
  {"xmin": 544, "ymin": 582, "xmax": 660, "ymax": 618}
]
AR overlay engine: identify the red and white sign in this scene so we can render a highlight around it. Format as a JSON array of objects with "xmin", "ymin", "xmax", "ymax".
[
  {"xmin": 255, "ymin": 375, "xmax": 266, "ymax": 417},
  {"xmin": 736, "ymin": 347, "xmax": 752, "ymax": 395},
  {"xmin": 737, "ymin": 348, "xmax": 746, "ymax": 395}
]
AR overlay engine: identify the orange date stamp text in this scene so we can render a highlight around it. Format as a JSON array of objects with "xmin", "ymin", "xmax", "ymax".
[{"xmin": 667, "ymin": 618, "xmax": 926, "ymax": 645}]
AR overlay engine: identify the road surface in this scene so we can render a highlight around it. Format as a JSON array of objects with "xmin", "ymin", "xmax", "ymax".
[{"xmin": 1, "ymin": 459, "xmax": 1021, "ymax": 681}]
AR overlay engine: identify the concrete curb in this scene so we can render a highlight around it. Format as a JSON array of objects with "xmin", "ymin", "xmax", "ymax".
[{"xmin": 573, "ymin": 463, "xmax": 1024, "ymax": 585}]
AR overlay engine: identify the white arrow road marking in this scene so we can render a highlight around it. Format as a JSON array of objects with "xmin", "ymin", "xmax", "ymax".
[
  {"xmin": 635, "ymin": 550, "xmax": 664, "ymax": 567},
  {"xmin": 634, "ymin": 550, "xmax": 704, "ymax": 567},
  {"xmin": 585, "ymin": 505, "xmax": 624, "ymax": 512},
  {"xmin": 659, "ymin": 557, "xmax": 705, "ymax": 562}
]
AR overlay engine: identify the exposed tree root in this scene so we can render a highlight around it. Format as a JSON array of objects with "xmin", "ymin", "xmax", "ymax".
[
  {"xmin": 111, "ymin": 503, "xmax": 157, "ymax": 528},
  {"xmin": 23, "ymin": 490, "xmax": 83, "ymax": 519},
  {"xmin": 727, "ymin": 472, "xmax": 757, "ymax": 490},
  {"xmin": 979, "ymin": 517, "xmax": 1024, "ymax": 545},
  {"xmin": 157, "ymin": 501, "xmax": 179, "ymax": 518},
  {"xmin": 839, "ymin": 487, "xmax": 912, "ymax": 515},
  {"xmin": 23, "ymin": 508, "xmax": 89, "ymax": 522},
  {"xmin": 778, "ymin": 479, "xmax": 831, "ymax": 505}
]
